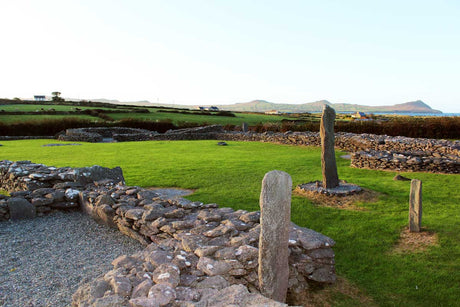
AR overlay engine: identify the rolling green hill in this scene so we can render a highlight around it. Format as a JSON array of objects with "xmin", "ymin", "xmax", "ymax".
[
  {"xmin": 86, "ymin": 98, "xmax": 442, "ymax": 114},
  {"xmin": 218, "ymin": 99, "xmax": 442, "ymax": 113}
]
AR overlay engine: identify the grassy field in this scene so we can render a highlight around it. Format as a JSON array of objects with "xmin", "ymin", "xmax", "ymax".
[
  {"xmin": 0, "ymin": 139, "xmax": 458, "ymax": 306},
  {"xmin": 0, "ymin": 104, "xmax": 120, "ymax": 112},
  {"xmin": 107, "ymin": 110, "xmax": 293, "ymax": 125},
  {"xmin": 0, "ymin": 114, "xmax": 100, "ymax": 124},
  {"xmin": 0, "ymin": 103, "xmax": 294, "ymax": 126}
]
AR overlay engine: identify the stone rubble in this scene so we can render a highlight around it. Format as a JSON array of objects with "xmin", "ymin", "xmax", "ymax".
[{"xmin": 0, "ymin": 160, "xmax": 336, "ymax": 306}]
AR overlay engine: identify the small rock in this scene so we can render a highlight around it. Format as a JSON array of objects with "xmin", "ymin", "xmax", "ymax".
[
  {"xmin": 129, "ymin": 297, "xmax": 159, "ymax": 307},
  {"xmin": 239, "ymin": 211, "xmax": 260, "ymax": 223},
  {"xmin": 197, "ymin": 210, "xmax": 222, "ymax": 223},
  {"xmin": 194, "ymin": 246, "xmax": 221, "ymax": 258},
  {"xmin": 65, "ymin": 188, "xmax": 80, "ymax": 201},
  {"xmin": 145, "ymin": 249, "xmax": 174, "ymax": 267},
  {"xmin": 111, "ymin": 276, "xmax": 132, "ymax": 297},
  {"xmin": 93, "ymin": 295, "xmax": 127, "ymax": 307},
  {"xmin": 147, "ymin": 284, "xmax": 176, "ymax": 306},
  {"xmin": 197, "ymin": 257, "xmax": 232, "ymax": 276},
  {"xmin": 175, "ymin": 286, "xmax": 200, "ymax": 301},
  {"xmin": 125, "ymin": 208, "xmax": 146, "ymax": 220},
  {"xmin": 112, "ymin": 255, "xmax": 142, "ymax": 269},
  {"xmin": 393, "ymin": 174, "xmax": 411, "ymax": 181},
  {"xmin": 196, "ymin": 275, "xmax": 229, "ymax": 290},
  {"xmin": 152, "ymin": 264, "xmax": 181, "ymax": 287},
  {"xmin": 132, "ymin": 279, "xmax": 154, "ymax": 298},
  {"xmin": 235, "ymin": 245, "xmax": 259, "ymax": 262}
]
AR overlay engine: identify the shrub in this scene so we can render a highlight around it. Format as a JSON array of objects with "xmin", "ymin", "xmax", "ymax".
[{"xmin": 215, "ymin": 111, "xmax": 236, "ymax": 117}]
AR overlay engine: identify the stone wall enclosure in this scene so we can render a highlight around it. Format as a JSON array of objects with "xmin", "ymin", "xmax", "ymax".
[
  {"xmin": 1, "ymin": 160, "xmax": 336, "ymax": 306},
  {"xmin": 53, "ymin": 125, "xmax": 459, "ymax": 174}
]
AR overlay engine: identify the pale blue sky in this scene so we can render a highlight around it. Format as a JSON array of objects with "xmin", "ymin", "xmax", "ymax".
[{"xmin": 1, "ymin": 0, "xmax": 459, "ymax": 112}]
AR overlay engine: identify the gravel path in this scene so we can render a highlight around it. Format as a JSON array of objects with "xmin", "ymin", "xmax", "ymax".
[{"xmin": 0, "ymin": 210, "xmax": 144, "ymax": 307}]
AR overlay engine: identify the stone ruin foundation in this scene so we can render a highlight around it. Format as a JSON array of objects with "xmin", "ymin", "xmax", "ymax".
[
  {"xmin": 0, "ymin": 160, "xmax": 336, "ymax": 306},
  {"xmin": 296, "ymin": 180, "xmax": 362, "ymax": 197},
  {"xmin": 57, "ymin": 127, "xmax": 158, "ymax": 143}
]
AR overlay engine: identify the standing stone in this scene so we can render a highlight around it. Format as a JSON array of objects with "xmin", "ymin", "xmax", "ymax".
[
  {"xmin": 242, "ymin": 122, "xmax": 249, "ymax": 132},
  {"xmin": 7, "ymin": 197, "xmax": 36, "ymax": 220},
  {"xmin": 258, "ymin": 170, "xmax": 292, "ymax": 302},
  {"xmin": 409, "ymin": 179, "xmax": 422, "ymax": 232},
  {"xmin": 320, "ymin": 105, "xmax": 339, "ymax": 189}
]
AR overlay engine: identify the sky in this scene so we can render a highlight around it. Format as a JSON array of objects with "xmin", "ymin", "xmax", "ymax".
[{"xmin": 1, "ymin": 0, "xmax": 459, "ymax": 112}]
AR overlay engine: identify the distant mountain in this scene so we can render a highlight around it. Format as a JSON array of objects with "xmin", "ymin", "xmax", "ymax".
[
  {"xmin": 78, "ymin": 98, "xmax": 441, "ymax": 114},
  {"xmin": 218, "ymin": 99, "xmax": 442, "ymax": 114}
]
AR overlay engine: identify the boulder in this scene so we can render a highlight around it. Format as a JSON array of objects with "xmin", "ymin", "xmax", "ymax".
[
  {"xmin": 74, "ymin": 165, "xmax": 125, "ymax": 185},
  {"xmin": 7, "ymin": 197, "xmax": 36, "ymax": 220}
]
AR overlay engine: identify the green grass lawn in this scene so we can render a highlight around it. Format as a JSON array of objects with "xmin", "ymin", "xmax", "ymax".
[
  {"xmin": 0, "ymin": 140, "xmax": 458, "ymax": 306},
  {"xmin": 108, "ymin": 110, "xmax": 293, "ymax": 125},
  {"xmin": 0, "ymin": 114, "xmax": 100, "ymax": 123}
]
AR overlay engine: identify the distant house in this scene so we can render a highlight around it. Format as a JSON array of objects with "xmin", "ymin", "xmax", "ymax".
[
  {"xmin": 352, "ymin": 111, "xmax": 366, "ymax": 119},
  {"xmin": 34, "ymin": 95, "xmax": 46, "ymax": 101},
  {"xmin": 265, "ymin": 110, "xmax": 281, "ymax": 115},
  {"xmin": 198, "ymin": 106, "xmax": 220, "ymax": 111}
]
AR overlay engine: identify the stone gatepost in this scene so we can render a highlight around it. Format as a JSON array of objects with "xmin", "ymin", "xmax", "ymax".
[
  {"xmin": 320, "ymin": 105, "xmax": 339, "ymax": 189},
  {"xmin": 409, "ymin": 179, "xmax": 422, "ymax": 232},
  {"xmin": 258, "ymin": 170, "xmax": 292, "ymax": 302}
]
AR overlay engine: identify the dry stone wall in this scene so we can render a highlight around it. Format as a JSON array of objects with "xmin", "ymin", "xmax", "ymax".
[
  {"xmin": 0, "ymin": 160, "xmax": 336, "ymax": 306},
  {"xmin": 76, "ymin": 182, "xmax": 335, "ymax": 306},
  {"xmin": 350, "ymin": 150, "xmax": 459, "ymax": 173},
  {"xmin": 0, "ymin": 160, "xmax": 124, "ymax": 220}
]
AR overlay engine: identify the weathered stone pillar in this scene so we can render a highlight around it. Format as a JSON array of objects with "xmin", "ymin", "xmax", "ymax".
[
  {"xmin": 242, "ymin": 122, "xmax": 248, "ymax": 132},
  {"xmin": 409, "ymin": 179, "xmax": 422, "ymax": 232},
  {"xmin": 258, "ymin": 170, "xmax": 292, "ymax": 302},
  {"xmin": 320, "ymin": 105, "xmax": 339, "ymax": 189}
]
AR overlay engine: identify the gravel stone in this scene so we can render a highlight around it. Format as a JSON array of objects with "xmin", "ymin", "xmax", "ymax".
[{"xmin": 0, "ymin": 211, "xmax": 143, "ymax": 306}]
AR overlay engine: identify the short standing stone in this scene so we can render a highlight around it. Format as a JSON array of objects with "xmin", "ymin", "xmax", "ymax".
[
  {"xmin": 7, "ymin": 197, "xmax": 36, "ymax": 220},
  {"xmin": 242, "ymin": 122, "xmax": 249, "ymax": 132},
  {"xmin": 320, "ymin": 105, "xmax": 339, "ymax": 189},
  {"xmin": 258, "ymin": 170, "xmax": 292, "ymax": 302},
  {"xmin": 409, "ymin": 179, "xmax": 422, "ymax": 232}
]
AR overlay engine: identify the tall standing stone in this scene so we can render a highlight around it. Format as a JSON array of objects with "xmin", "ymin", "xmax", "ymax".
[
  {"xmin": 258, "ymin": 170, "xmax": 292, "ymax": 303},
  {"xmin": 409, "ymin": 179, "xmax": 422, "ymax": 232},
  {"xmin": 320, "ymin": 105, "xmax": 339, "ymax": 189}
]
